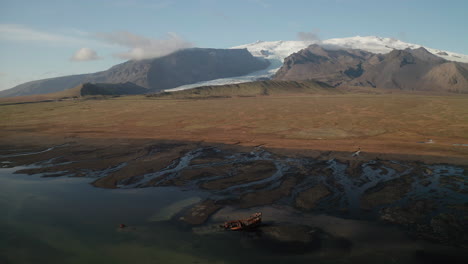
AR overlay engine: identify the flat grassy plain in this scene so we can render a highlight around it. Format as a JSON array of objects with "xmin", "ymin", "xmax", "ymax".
[{"xmin": 1, "ymin": 92, "xmax": 468, "ymax": 164}]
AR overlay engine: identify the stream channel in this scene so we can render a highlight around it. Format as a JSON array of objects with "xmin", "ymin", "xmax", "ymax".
[{"xmin": 0, "ymin": 146, "xmax": 467, "ymax": 263}]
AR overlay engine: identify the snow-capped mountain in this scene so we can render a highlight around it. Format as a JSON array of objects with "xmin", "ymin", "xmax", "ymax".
[
  {"xmin": 235, "ymin": 36, "xmax": 468, "ymax": 63},
  {"xmin": 166, "ymin": 36, "xmax": 468, "ymax": 92}
]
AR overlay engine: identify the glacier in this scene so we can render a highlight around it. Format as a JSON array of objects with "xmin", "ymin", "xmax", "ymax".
[{"xmin": 165, "ymin": 36, "xmax": 468, "ymax": 92}]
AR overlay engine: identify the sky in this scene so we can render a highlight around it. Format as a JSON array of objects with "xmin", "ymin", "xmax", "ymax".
[{"xmin": 0, "ymin": 0, "xmax": 467, "ymax": 91}]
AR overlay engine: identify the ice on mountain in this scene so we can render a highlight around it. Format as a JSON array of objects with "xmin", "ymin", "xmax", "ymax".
[{"xmin": 166, "ymin": 36, "xmax": 468, "ymax": 92}]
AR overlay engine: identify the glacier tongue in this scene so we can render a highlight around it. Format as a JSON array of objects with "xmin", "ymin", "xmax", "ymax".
[
  {"xmin": 165, "ymin": 41, "xmax": 314, "ymax": 92},
  {"xmin": 164, "ymin": 58, "xmax": 282, "ymax": 92},
  {"xmin": 165, "ymin": 36, "xmax": 468, "ymax": 92}
]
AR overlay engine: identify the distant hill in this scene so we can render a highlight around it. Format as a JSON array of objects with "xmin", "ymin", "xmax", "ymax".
[
  {"xmin": 148, "ymin": 80, "xmax": 337, "ymax": 99},
  {"xmin": 353, "ymin": 48, "xmax": 468, "ymax": 92},
  {"xmin": 0, "ymin": 82, "xmax": 150, "ymax": 105},
  {"xmin": 274, "ymin": 45, "xmax": 468, "ymax": 93},
  {"xmin": 0, "ymin": 48, "xmax": 269, "ymax": 98}
]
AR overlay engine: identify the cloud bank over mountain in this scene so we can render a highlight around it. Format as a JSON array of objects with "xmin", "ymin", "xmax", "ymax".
[{"xmin": 95, "ymin": 31, "xmax": 193, "ymax": 60}]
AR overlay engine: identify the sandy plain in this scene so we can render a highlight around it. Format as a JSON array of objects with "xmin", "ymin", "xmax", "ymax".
[{"xmin": 1, "ymin": 92, "xmax": 467, "ymax": 164}]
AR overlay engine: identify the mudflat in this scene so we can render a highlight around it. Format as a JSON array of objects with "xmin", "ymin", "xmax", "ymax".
[{"xmin": 1, "ymin": 92, "xmax": 467, "ymax": 247}]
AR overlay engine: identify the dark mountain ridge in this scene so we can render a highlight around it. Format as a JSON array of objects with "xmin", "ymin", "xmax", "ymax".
[
  {"xmin": 275, "ymin": 45, "xmax": 468, "ymax": 93},
  {"xmin": 0, "ymin": 48, "xmax": 269, "ymax": 98}
]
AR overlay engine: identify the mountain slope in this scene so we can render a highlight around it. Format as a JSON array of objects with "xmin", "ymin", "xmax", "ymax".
[
  {"xmin": 0, "ymin": 48, "xmax": 269, "ymax": 98},
  {"xmin": 146, "ymin": 48, "xmax": 269, "ymax": 91},
  {"xmin": 274, "ymin": 45, "xmax": 468, "ymax": 92},
  {"xmin": 274, "ymin": 44, "xmax": 377, "ymax": 86},
  {"xmin": 0, "ymin": 74, "xmax": 90, "ymax": 98},
  {"xmin": 351, "ymin": 48, "xmax": 468, "ymax": 92},
  {"xmin": 420, "ymin": 63, "xmax": 468, "ymax": 92},
  {"xmin": 163, "ymin": 36, "xmax": 468, "ymax": 92}
]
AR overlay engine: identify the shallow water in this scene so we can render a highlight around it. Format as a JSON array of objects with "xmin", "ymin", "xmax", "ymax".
[
  {"xmin": 1, "ymin": 145, "xmax": 468, "ymax": 264},
  {"xmin": 0, "ymin": 167, "xmax": 213, "ymax": 264},
  {"xmin": 1, "ymin": 165, "xmax": 467, "ymax": 264}
]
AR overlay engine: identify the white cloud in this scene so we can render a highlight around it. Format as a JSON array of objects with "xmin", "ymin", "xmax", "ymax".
[
  {"xmin": 0, "ymin": 24, "xmax": 113, "ymax": 50},
  {"xmin": 96, "ymin": 31, "xmax": 193, "ymax": 60},
  {"xmin": 0, "ymin": 24, "xmax": 87, "ymax": 44},
  {"xmin": 0, "ymin": 24, "xmax": 192, "ymax": 61},
  {"xmin": 297, "ymin": 29, "xmax": 322, "ymax": 42},
  {"xmin": 70, "ymin": 48, "xmax": 102, "ymax": 61}
]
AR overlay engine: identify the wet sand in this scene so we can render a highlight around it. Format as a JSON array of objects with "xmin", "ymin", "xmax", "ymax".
[{"xmin": 1, "ymin": 138, "xmax": 467, "ymax": 249}]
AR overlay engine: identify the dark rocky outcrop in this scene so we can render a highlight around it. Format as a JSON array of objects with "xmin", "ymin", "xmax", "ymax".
[
  {"xmin": 0, "ymin": 48, "xmax": 269, "ymax": 97},
  {"xmin": 275, "ymin": 44, "xmax": 376, "ymax": 87},
  {"xmin": 80, "ymin": 82, "xmax": 148, "ymax": 96}
]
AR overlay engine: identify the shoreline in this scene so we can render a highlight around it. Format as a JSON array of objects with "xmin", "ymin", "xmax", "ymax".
[
  {"xmin": 1, "ymin": 137, "xmax": 467, "ymax": 247},
  {"xmin": 1, "ymin": 134, "xmax": 468, "ymax": 166}
]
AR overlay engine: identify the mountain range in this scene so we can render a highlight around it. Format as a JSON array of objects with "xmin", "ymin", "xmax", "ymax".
[
  {"xmin": 1, "ymin": 36, "xmax": 467, "ymax": 97},
  {"xmin": 275, "ymin": 45, "xmax": 468, "ymax": 92},
  {"xmin": 0, "ymin": 48, "xmax": 269, "ymax": 97}
]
